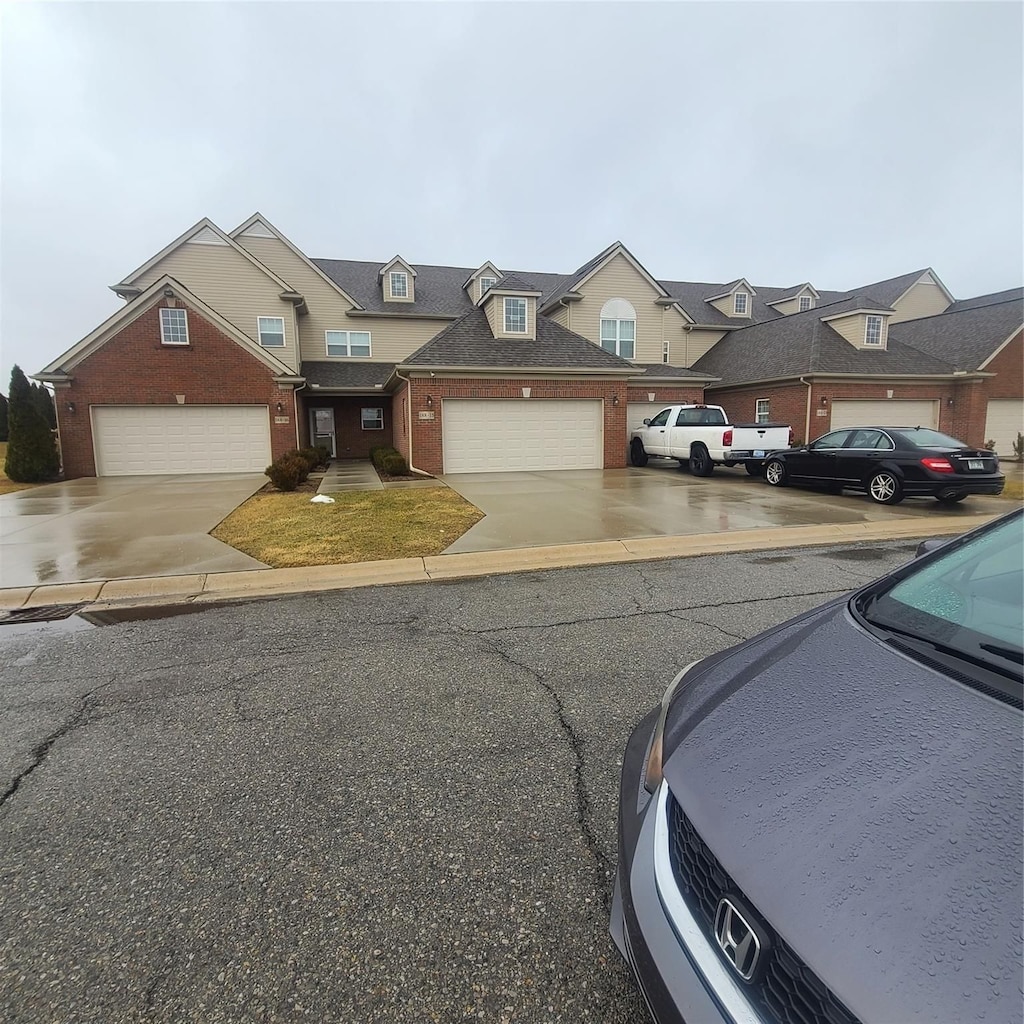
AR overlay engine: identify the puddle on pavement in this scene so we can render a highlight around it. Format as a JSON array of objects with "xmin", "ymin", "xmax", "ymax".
[
  {"xmin": 816, "ymin": 544, "xmax": 918, "ymax": 562},
  {"xmin": 0, "ymin": 601, "xmax": 249, "ymax": 643}
]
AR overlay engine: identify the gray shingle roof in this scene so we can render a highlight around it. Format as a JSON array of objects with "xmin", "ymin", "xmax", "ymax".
[
  {"xmin": 302, "ymin": 361, "xmax": 396, "ymax": 389},
  {"xmin": 844, "ymin": 269, "xmax": 930, "ymax": 307},
  {"xmin": 490, "ymin": 273, "xmax": 540, "ymax": 293},
  {"xmin": 948, "ymin": 287, "xmax": 1024, "ymax": 312},
  {"xmin": 630, "ymin": 363, "xmax": 717, "ymax": 380},
  {"xmin": 695, "ymin": 296, "xmax": 955, "ymax": 386},
  {"xmin": 402, "ymin": 306, "xmax": 637, "ymax": 371},
  {"xmin": 889, "ymin": 298, "xmax": 1023, "ymax": 371}
]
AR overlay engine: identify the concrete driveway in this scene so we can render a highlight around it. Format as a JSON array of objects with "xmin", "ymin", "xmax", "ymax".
[
  {"xmin": 441, "ymin": 461, "xmax": 1009, "ymax": 553},
  {"xmin": 0, "ymin": 474, "xmax": 268, "ymax": 588}
]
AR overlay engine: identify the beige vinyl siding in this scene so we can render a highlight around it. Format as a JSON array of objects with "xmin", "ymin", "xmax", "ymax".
[
  {"xmin": 708, "ymin": 294, "xmax": 734, "ymax": 317},
  {"xmin": 679, "ymin": 328, "xmax": 726, "ymax": 367},
  {"xmin": 486, "ymin": 295, "xmax": 537, "ymax": 340},
  {"xmin": 333, "ymin": 317, "xmax": 450, "ymax": 362},
  {"xmin": 572, "ymin": 254, "xmax": 687, "ymax": 363},
  {"xmin": 827, "ymin": 313, "xmax": 889, "ymax": 349},
  {"xmin": 132, "ymin": 241, "xmax": 300, "ymax": 371},
  {"xmin": 548, "ymin": 303, "xmax": 570, "ymax": 329},
  {"xmin": 889, "ymin": 277, "xmax": 952, "ymax": 323},
  {"xmin": 771, "ymin": 294, "xmax": 816, "ymax": 316},
  {"xmin": 709, "ymin": 292, "xmax": 750, "ymax": 319}
]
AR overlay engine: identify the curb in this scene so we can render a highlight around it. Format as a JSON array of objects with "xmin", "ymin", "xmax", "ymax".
[{"xmin": 0, "ymin": 513, "xmax": 998, "ymax": 616}]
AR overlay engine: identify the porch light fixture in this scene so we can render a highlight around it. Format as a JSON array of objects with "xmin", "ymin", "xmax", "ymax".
[
  {"xmin": 66, "ymin": 401, "xmax": 76, "ymax": 413},
  {"xmin": 426, "ymin": 395, "xmax": 433, "ymax": 406},
  {"xmin": 612, "ymin": 394, "xmax": 619, "ymax": 406},
  {"xmin": 276, "ymin": 402, "xmax": 284, "ymax": 413},
  {"xmin": 947, "ymin": 397, "xmax": 954, "ymax": 407}
]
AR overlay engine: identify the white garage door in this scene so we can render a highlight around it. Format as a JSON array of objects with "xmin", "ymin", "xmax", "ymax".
[
  {"xmin": 829, "ymin": 399, "xmax": 938, "ymax": 432},
  {"xmin": 626, "ymin": 403, "xmax": 668, "ymax": 436},
  {"xmin": 985, "ymin": 400, "xmax": 1023, "ymax": 456},
  {"xmin": 442, "ymin": 399, "xmax": 603, "ymax": 473},
  {"xmin": 92, "ymin": 405, "xmax": 272, "ymax": 476}
]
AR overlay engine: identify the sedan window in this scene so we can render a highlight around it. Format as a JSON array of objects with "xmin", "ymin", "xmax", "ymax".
[
  {"xmin": 810, "ymin": 430, "xmax": 854, "ymax": 450},
  {"xmin": 848, "ymin": 429, "xmax": 894, "ymax": 450},
  {"xmin": 894, "ymin": 428, "xmax": 968, "ymax": 449}
]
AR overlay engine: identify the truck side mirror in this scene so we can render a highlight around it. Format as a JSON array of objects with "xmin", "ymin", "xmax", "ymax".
[{"xmin": 642, "ymin": 418, "xmax": 651, "ymax": 426}]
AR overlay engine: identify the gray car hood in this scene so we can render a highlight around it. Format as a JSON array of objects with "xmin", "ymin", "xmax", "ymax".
[{"xmin": 663, "ymin": 599, "xmax": 1023, "ymax": 1023}]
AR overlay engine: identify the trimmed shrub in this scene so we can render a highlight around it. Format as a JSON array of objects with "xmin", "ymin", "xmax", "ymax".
[
  {"xmin": 1013, "ymin": 432, "xmax": 1024, "ymax": 460},
  {"xmin": 369, "ymin": 445, "xmax": 391, "ymax": 469},
  {"xmin": 299, "ymin": 446, "xmax": 329, "ymax": 470},
  {"xmin": 265, "ymin": 455, "xmax": 305, "ymax": 491},
  {"xmin": 381, "ymin": 452, "xmax": 409, "ymax": 476},
  {"xmin": 5, "ymin": 366, "xmax": 59, "ymax": 482},
  {"xmin": 313, "ymin": 444, "xmax": 330, "ymax": 467}
]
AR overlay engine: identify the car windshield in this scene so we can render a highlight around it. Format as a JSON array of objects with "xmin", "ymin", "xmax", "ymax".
[
  {"xmin": 895, "ymin": 428, "xmax": 970, "ymax": 448},
  {"xmin": 856, "ymin": 512, "xmax": 1023, "ymax": 686}
]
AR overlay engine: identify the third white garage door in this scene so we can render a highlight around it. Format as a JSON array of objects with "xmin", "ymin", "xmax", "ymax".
[
  {"xmin": 92, "ymin": 405, "xmax": 272, "ymax": 475},
  {"xmin": 442, "ymin": 399, "xmax": 603, "ymax": 473},
  {"xmin": 829, "ymin": 399, "xmax": 938, "ymax": 432},
  {"xmin": 985, "ymin": 400, "xmax": 1023, "ymax": 457}
]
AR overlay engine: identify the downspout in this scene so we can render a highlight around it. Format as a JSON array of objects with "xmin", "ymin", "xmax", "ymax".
[
  {"xmin": 799, "ymin": 376, "xmax": 812, "ymax": 445},
  {"xmin": 392, "ymin": 369, "xmax": 432, "ymax": 476},
  {"xmin": 292, "ymin": 381, "xmax": 306, "ymax": 449}
]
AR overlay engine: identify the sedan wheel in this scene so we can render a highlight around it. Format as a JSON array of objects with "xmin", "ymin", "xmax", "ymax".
[
  {"xmin": 868, "ymin": 471, "xmax": 904, "ymax": 505},
  {"xmin": 764, "ymin": 459, "xmax": 788, "ymax": 486},
  {"xmin": 630, "ymin": 439, "xmax": 649, "ymax": 467}
]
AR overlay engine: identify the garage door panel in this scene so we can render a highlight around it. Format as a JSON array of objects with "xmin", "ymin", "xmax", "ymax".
[
  {"xmin": 829, "ymin": 399, "xmax": 938, "ymax": 432},
  {"xmin": 93, "ymin": 406, "xmax": 272, "ymax": 476},
  {"xmin": 442, "ymin": 399, "xmax": 603, "ymax": 473},
  {"xmin": 985, "ymin": 400, "xmax": 1023, "ymax": 457}
]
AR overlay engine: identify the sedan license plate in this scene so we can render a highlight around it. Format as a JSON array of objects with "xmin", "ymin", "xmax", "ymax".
[
  {"xmin": 754, "ymin": 449, "xmax": 765, "ymax": 458},
  {"xmin": 968, "ymin": 459, "xmax": 984, "ymax": 470}
]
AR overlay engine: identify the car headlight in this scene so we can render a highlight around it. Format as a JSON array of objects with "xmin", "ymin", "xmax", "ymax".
[{"xmin": 643, "ymin": 660, "xmax": 701, "ymax": 793}]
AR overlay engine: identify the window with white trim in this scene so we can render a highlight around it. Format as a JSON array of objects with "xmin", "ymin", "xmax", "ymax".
[
  {"xmin": 755, "ymin": 398, "xmax": 770, "ymax": 423},
  {"xmin": 798, "ymin": 295, "xmax": 813, "ymax": 312},
  {"xmin": 864, "ymin": 315, "xmax": 884, "ymax": 346},
  {"xmin": 662, "ymin": 339, "xmax": 670, "ymax": 364},
  {"xmin": 389, "ymin": 271, "xmax": 408, "ymax": 298},
  {"xmin": 479, "ymin": 276, "xmax": 496, "ymax": 298},
  {"xmin": 361, "ymin": 407, "xmax": 384, "ymax": 430},
  {"xmin": 160, "ymin": 307, "xmax": 189, "ymax": 345},
  {"xmin": 733, "ymin": 292, "xmax": 749, "ymax": 315},
  {"xmin": 599, "ymin": 297, "xmax": 636, "ymax": 359},
  {"xmin": 326, "ymin": 330, "xmax": 372, "ymax": 357},
  {"xmin": 504, "ymin": 297, "xmax": 527, "ymax": 333},
  {"xmin": 258, "ymin": 316, "xmax": 285, "ymax": 348}
]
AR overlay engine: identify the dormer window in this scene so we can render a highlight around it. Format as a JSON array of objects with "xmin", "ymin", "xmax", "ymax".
[
  {"xmin": 733, "ymin": 292, "xmax": 749, "ymax": 315},
  {"xmin": 389, "ymin": 271, "xmax": 408, "ymax": 299},
  {"xmin": 504, "ymin": 297, "xmax": 527, "ymax": 334},
  {"xmin": 479, "ymin": 276, "xmax": 497, "ymax": 299},
  {"xmin": 798, "ymin": 295, "xmax": 813, "ymax": 312},
  {"xmin": 864, "ymin": 315, "xmax": 884, "ymax": 346}
]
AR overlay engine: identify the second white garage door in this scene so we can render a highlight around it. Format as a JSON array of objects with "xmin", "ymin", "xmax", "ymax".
[
  {"xmin": 442, "ymin": 399, "xmax": 603, "ymax": 473},
  {"xmin": 92, "ymin": 405, "xmax": 272, "ymax": 475},
  {"xmin": 985, "ymin": 400, "xmax": 1023, "ymax": 457},
  {"xmin": 829, "ymin": 399, "xmax": 938, "ymax": 432}
]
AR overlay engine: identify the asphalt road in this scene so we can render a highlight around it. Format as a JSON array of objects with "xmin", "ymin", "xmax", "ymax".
[{"xmin": 0, "ymin": 540, "xmax": 922, "ymax": 1023}]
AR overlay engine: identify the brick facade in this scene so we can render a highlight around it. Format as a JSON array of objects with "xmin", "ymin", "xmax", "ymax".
[
  {"xmin": 301, "ymin": 395, "xmax": 394, "ymax": 458},
  {"xmin": 984, "ymin": 330, "xmax": 1022, "ymax": 400},
  {"xmin": 399, "ymin": 376, "xmax": 630, "ymax": 475},
  {"xmin": 625, "ymin": 385, "xmax": 705, "ymax": 406},
  {"xmin": 55, "ymin": 299, "xmax": 298, "ymax": 478}
]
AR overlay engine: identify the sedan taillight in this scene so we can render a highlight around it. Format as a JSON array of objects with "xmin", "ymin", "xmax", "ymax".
[
  {"xmin": 722, "ymin": 429, "xmax": 733, "ymax": 446},
  {"xmin": 921, "ymin": 457, "xmax": 954, "ymax": 473}
]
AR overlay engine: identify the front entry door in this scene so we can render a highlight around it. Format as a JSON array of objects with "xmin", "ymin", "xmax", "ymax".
[{"xmin": 312, "ymin": 407, "xmax": 336, "ymax": 457}]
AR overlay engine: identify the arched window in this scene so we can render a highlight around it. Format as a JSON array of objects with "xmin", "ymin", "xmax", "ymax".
[{"xmin": 600, "ymin": 298, "xmax": 636, "ymax": 359}]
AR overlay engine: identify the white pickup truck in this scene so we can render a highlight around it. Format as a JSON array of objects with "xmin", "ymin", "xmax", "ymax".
[{"xmin": 629, "ymin": 404, "xmax": 793, "ymax": 476}]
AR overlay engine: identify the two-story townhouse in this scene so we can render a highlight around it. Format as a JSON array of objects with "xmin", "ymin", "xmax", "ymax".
[{"xmin": 35, "ymin": 214, "xmax": 1022, "ymax": 478}]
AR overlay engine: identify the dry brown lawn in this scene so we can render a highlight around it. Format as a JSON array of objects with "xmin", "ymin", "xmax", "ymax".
[
  {"xmin": 1001, "ymin": 477, "xmax": 1024, "ymax": 502},
  {"xmin": 211, "ymin": 487, "xmax": 484, "ymax": 567},
  {"xmin": 0, "ymin": 442, "xmax": 43, "ymax": 495}
]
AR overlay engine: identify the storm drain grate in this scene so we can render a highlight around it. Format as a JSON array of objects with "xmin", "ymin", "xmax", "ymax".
[{"xmin": 1, "ymin": 604, "xmax": 86, "ymax": 625}]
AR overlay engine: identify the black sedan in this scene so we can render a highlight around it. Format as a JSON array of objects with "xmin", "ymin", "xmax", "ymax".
[
  {"xmin": 761, "ymin": 425, "xmax": 1005, "ymax": 504},
  {"xmin": 611, "ymin": 508, "xmax": 1022, "ymax": 1024}
]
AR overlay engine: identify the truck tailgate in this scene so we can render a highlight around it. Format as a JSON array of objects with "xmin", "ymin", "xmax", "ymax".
[{"xmin": 730, "ymin": 423, "xmax": 790, "ymax": 454}]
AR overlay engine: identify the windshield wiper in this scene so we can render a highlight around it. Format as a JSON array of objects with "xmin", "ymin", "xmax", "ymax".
[{"xmin": 980, "ymin": 642, "xmax": 1024, "ymax": 665}]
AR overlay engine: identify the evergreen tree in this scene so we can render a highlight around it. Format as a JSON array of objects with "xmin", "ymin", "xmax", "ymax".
[
  {"xmin": 30, "ymin": 382, "xmax": 57, "ymax": 429},
  {"xmin": 4, "ymin": 366, "xmax": 59, "ymax": 482},
  {"xmin": 0, "ymin": 393, "xmax": 8, "ymax": 442}
]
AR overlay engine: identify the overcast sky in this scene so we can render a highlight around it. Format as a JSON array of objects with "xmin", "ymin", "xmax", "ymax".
[{"xmin": 2, "ymin": 1, "xmax": 1022, "ymax": 390}]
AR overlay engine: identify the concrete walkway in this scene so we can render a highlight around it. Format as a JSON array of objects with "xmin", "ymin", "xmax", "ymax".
[
  {"xmin": 316, "ymin": 460, "xmax": 383, "ymax": 494},
  {"xmin": 0, "ymin": 512, "xmax": 999, "ymax": 614}
]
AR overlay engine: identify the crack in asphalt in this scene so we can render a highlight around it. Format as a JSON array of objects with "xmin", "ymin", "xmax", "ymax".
[
  {"xmin": 669, "ymin": 612, "xmax": 749, "ymax": 643},
  {"xmin": 471, "ymin": 632, "xmax": 615, "ymax": 917}
]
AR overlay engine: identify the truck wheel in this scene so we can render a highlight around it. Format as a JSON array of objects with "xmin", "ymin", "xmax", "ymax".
[
  {"xmin": 630, "ymin": 439, "xmax": 649, "ymax": 467},
  {"xmin": 689, "ymin": 445, "xmax": 714, "ymax": 477},
  {"xmin": 745, "ymin": 462, "xmax": 763, "ymax": 477},
  {"xmin": 764, "ymin": 459, "xmax": 788, "ymax": 486},
  {"xmin": 867, "ymin": 471, "xmax": 904, "ymax": 505}
]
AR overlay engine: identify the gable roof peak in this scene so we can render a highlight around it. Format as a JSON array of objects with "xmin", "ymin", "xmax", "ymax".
[{"xmin": 379, "ymin": 255, "xmax": 417, "ymax": 277}]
